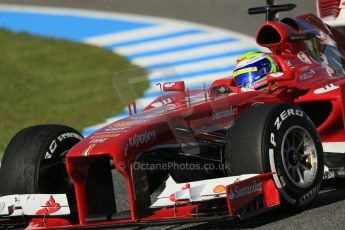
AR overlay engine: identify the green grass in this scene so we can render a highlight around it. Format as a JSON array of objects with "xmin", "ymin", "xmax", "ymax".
[{"xmin": 0, "ymin": 29, "xmax": 149, "ymax": 158}]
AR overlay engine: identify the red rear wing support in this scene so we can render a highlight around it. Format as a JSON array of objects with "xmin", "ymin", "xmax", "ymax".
[{"xmin": 226, "ymin": 173, "xmax": 280, "ymax": 220}]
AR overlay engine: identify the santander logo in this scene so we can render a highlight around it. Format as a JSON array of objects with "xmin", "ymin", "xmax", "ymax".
[
  {"xmin": 229, "ymin": 180, "xmax": 263, "ymax": 200},
  {"xmin": 35, "ymin": 195, "xmax": 61, "ymax": 215}
]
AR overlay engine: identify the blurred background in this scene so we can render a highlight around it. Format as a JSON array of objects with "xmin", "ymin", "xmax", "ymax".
[
  {"xmin": 0, "ymin": 0, "xmax": 315, "ymax": 156},
  {"xmin": 0, "ymin": 0, "xmax": 315, "ymax": 36}
]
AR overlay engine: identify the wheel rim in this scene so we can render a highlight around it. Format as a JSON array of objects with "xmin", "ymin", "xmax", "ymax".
[{"xmin": 281, "ymin": 126, "xmax": 318, "ymax": 189}]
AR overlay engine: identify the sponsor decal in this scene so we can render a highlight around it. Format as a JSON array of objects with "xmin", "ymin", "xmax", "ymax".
[
  {"xmin": 212, "ymin": 106, "xmax": 238, "ymax": 120},
  {"xmin": 269, "ymin": 72, "xmax": 284, "ymax": 78},
  {"xmin": 249, "ymin": 80, "xmax": 268, "ymax": 89},
  {"xmin": 82, "ymin": 144, "xmax": 96, "ymax": 157},
  {"xmin": 299, "ymin": 70, "xmax": 316, "ymax": 80},
  {"xmin": 111, "ymin": 120, "xmax": 141, "ymax": 127},
  {"xmin": 299, "ymin": 184, "xmax": 320, "ymax": 205},
  {"xmin": 168, "ymin": 193, "xmax": 189, "ymax": 203},
  {"xmin": 45, "ymin": 140, "xmax": 57, "ymax": 159},
  {"xmin": 314, "ymin": 83, "xmax": 339, "ymax": 94},
  {"xmin": 129, "ymin": 130, "xmax": 156, "ymax": 147},
  {"xmin": 236, "ymin": 54, "xmax": 266, "ymax": 69},
  {"xmin": 35, "ymin": 196, "xmax": 61, "ymax": 215},
  {"xmin": 89, "ymin": 133, "xmax": 119, "ymax": 139},
  {"xmin": 298, "ymin": 52, "xmax": 312, "ymax": 64},
  {"xmin": 169, "ymin": 193, "xmax": 177, "ymax": 202},
  {"xmin": 182, "ymin": 183, "xmax": 190, "ymax": 190},
  {"xmin": 274, "ymin": 109, "xmax": 303, "ymax": 131},
  {"xmin": 229, "ymin": 180, "xmax": 262, "ymax": 200},
  {"xmin": 94, "ymin": 127, "xmax": 128, "ymax": 136},
  {"xmin": 213, "ymin": 185, "xmax": 226, "ymax": 194},
  {"xmin": 233, "ymin": 67, "xmax": 258, "ymax": 77},
  {"xmin": 58, "ymin": 132, "xmax": 83, "ymax": 141},
  {"xmin": 104, "ymin": 127, "xmax": 128, "ymax": 133},
  {"xmin": 163, "ymin": 82, "xmax": 176, "ymax": 88},
  {"xmin": 44, "ymin": 132, "xmax": 83, "ymax": 159},
  {"xmin": 90, "ymin": 138, "xmax": 108, "ymax": 144},
  {"xmin": 163, "ymin": 81, "xmax": 185, "ymax": 92}
]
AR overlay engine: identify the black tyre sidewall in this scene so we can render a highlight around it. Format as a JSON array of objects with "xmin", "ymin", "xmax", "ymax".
[
  {"xmin": 263, "ymin": 105, "xmax": 324, "ymax": 207},
  {"xmin": 35, "ymin": 127, "xmax": 83, "ymax": 195},
  {"xmin": 225, "ymin": 103, "xmax": 324, "ymax": 208},
  {"xmin": 0, "ymin": 125, "xmax": 83, "ymax": 199}
]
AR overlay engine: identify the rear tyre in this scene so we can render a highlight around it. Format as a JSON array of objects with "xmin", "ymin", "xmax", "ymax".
[
  {"xmin": 225, "ymin": 104, "xmax": 324, "ymax": 208},
  {"xmin": 0, "ymin": 125, "xmax": 83, "ymax": 215}
]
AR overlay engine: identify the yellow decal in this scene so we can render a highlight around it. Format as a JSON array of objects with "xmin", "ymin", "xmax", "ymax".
[
  {"xmin": 111, "ymin": 120, "xmax": 141, "ymax": 127},
  {"xmin": 90, "ymin": 133, "xmax": 120, "ymax": 139},
  {"xmin": 233, "ymin": 67, "xmax": 257, "ymax": 77},
  {"xmin": 213, "ymin": 185, "xmax": 226, "ymax": 193}
]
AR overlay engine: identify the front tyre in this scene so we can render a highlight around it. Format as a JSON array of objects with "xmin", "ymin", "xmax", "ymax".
[
  {"xmin": 225, "ymin": 104, "xmax": 324, "ymax": 208},
  {"xmin": 0, "ymin": 125, "xmax": 83, "ymax": 214}
]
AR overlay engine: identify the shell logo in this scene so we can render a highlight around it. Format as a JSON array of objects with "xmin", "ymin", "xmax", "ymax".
[{"xmin": 213, "ymin": 185, "xmax": 226, "ymax": 194}]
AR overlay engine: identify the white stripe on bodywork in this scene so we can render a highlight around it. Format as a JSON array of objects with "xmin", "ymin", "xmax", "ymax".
[{"xmin": 322, "ymin": 142, "xmax": 345, "ymax": 153}]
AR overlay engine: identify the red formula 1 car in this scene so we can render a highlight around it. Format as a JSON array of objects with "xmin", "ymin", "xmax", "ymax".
[{"xmin": 2, "ymin": 0, "xmax": 345, "ymax": 229}]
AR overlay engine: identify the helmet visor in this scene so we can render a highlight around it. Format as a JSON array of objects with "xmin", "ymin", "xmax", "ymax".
[{"xmin": 233, "ymin": 65, "xmax": 270, "ymax": 88}]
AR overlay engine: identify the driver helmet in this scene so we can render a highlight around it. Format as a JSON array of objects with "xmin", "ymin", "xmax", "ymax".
[{"xmin": 232, "ymin": 52, "xmax": 278, "ymax": 90}]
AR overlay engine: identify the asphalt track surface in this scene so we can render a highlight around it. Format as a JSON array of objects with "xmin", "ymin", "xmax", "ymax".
[{"xmin": 1, "ymin": 1, "xmax": 344, "ymax": 230}]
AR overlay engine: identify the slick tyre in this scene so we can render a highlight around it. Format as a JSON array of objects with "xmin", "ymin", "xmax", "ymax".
[
  {"xmin": 225, "ymin": 104, "xmax": 324, "ymax": 208},
  {"xmin": 0, "ymin": 125, "xmax": 83, "ymax": 215}
]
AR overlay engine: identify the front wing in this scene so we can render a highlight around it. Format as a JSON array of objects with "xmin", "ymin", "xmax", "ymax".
[{"xmin": 0, "ymin": 173, "xmax": 280, "ymax": 229}]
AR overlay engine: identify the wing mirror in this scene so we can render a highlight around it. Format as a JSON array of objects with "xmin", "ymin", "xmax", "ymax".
[
  {"xmin": 163, "ymin": 81, "xmax": 185, "ymax": 92},
  {"xmin": 267, "ymin": 71, "xmax": 294, "ymax": 83}
]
